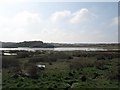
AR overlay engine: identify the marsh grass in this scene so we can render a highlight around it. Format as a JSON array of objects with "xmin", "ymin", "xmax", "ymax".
[{"xmin": 2, "ymin": 50, "xmax": 120, "ymax": 88}]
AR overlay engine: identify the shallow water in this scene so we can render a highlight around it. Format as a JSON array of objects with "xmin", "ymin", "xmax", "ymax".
[{"xmin": 0, "ymin": 47, "xmax": 118, "ymax": 51}]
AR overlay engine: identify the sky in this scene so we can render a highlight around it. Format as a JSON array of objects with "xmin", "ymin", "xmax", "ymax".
[{"xmin": 0, "ymin": 1, "xmax": 119, "ymax": 43}]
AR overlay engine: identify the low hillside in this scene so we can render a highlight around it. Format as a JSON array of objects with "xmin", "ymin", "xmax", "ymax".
[{"xmin": 2, "ymin": 41, "xmax": 54, "ymax": 48}]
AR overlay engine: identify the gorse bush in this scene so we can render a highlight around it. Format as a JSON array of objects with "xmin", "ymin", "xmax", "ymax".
[
  {"xmin": 2, "ymin": 56, "xmax": 20, "ymax": 68},
  {"xmin": 17, "ymin": 51, "xmax": 34, "ymax": 58},
  {"xmin": 26, "ymin": 65, "xmax": 38, "ymax": 79},
  {"xmin": 69, "ymin": 58, "xmax": 110, "ymax": 70},
  {"xmin": 70, "ymin": 59, "xmax": 94, "ymax": 70},
  {"xmin": 29, "ymin": 56, "xmax": 45, "ymax": 63},
  {"xmin": 95, "ymin": 60, "xmax": 107, "ymax": 66},
  {"xmin": 29, "ymin": 54, "xmax": 57, "ymax": 63},
  {"xmin": 54, "ymin": 52, "xmax": 71, "ymax": 59},
  {"xmin": 94, "ymin": 60, "xmax": 108, "ymax": 70},
  {"xmin": 107, "ymin": 66, "xmax": 120, "ymax": 81},
  {"xmin": 28, "ymin": 52, "xmax": 72, "ymax": 63}
]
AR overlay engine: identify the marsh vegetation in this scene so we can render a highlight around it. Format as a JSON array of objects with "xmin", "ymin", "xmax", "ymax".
[{"xmin": 2, "ymin": 50, "xmax": 120, "ymax": 89}]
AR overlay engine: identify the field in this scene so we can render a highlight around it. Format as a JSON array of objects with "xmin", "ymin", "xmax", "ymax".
[{"xmin": 2, "ymin": 50, "xmax": 120, "ymax": 89}]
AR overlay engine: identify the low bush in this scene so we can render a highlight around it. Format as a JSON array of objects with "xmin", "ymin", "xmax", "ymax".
[
  {"xmin": 29, "ymin": 56, "xmax": 45, "ymax": 63},
  {"xmin": 27, "ymin": 65, "xmax": 38, "ymax": 79},
  {"xmin": 107, "ymin": 66, "xmax": 120, "ymax": 81},
  {"xmin": 17, "ymin": 51, "xmax": 33, "ymax": 58},
  {"xmin": 2, "ymin": 56, "xmax": 20, "ymax": 68},
  {"xmin": 94, "ymin": 60, "xmax": 108, "ymax": 70},
  {"xmin": 29, "ymin": 54, "xmax": 57, "ymax": 63},
  {"xmin": 70, "ymin": 59, "xmax": 94, "ymax": 70}
]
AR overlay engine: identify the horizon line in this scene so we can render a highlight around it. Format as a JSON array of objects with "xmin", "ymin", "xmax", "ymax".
[{"xmin": 0, "ymin": 40, "xmax": 119, "ymax": 44}]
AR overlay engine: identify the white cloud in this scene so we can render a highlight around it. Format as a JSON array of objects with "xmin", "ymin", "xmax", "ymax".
[
  {"xmin": 51, "ymin": 10, "xmax": 71, "ymax": 22},
  {"xmin": 0, "ymin": 9, "xmax": 117, "ymax": 43},
  {"xmin": 0, "ymin": 11, "xmax": 41, "ymax": 42},
  {"xmin": 12, "ymin": 11, "xmax": 40, "ymax": 28},
  {"xmin": 50, "ymin": 8, "xmax": 95, "ymax": 24},
  {"xmin": 70, "ymin": 8, "xmax": 95, "ymax": 24},
  {"xmin": 0, "ymin": 11, "xmax": 41, "ymax": 29}
]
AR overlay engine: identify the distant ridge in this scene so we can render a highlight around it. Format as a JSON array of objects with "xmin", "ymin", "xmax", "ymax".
[
  {"xmin": 1, "ymin": 41, "xmax": 119, "ymax": 49},
  {"xmin": 2, "ymin": 41, "xmax": 54, "ymax": 48}
]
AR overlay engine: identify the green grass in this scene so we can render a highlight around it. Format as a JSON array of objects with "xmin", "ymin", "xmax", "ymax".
[{"xmin": 2, "ymin": 50, "xmax": 120, "ymax": 89}]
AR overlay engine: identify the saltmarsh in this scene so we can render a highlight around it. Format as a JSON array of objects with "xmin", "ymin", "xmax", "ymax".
[{"xmin": 2, "ymin": 50, "xmax": 120, "ymax": 89}]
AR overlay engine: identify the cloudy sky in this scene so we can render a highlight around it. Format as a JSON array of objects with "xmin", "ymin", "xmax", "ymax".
[{"xmin": 0, "ymin": 1, "xmax": 118, "ymax": 43}]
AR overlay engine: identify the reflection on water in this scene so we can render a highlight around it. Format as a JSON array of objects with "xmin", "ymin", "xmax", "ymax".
[
  {"xmin": 3, "ymin": 53, "xmax": 17, "ymax": 56},
  {"xmin": 0, "ymin": 47, "xmax": 118, "ymax": 51},
  {"xmin": 54, "ymin": 47, "xmax": 107, "ymax": 51}
]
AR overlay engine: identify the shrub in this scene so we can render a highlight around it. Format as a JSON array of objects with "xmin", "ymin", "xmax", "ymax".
[
  {"xmin": 29, "ymin": 54, "xmax": 57, "ymax": 63},
  {"xmin": 17, "ymin": 51, "xmax": 33, "ymax": 58},
  {"xmin": 68, "ymin": 56, "xmax": 73, "ymax": 59},
  {"xmin": 26, "ymin": 64, "xmax": 38, "ymax": 79},
  {"xmin": 2, "ymin": 56, "xmax": 20, "ymax": 68},
  {"xmin": 54, "ymin": 52, "xmax": 71, "ymax": 60},
  {"xmin": 108, "ymin": 66, "xmax": 120, "ymax": 81},
  {"xmin": 29, "ymin": 56, "xmax": 45, "ymax": 63},
  {"xmin": 94, "ymin": 60, "xmax": 108, "ymax": 70},
  {"xmin": 11, "ymin": 66, "xmax": 22, "ymax": 74},
  {"xmin": 96, "ymin": 55, "xmax": 106, "ymax": 60},
  {"xmin": 49, "ymin": 62, "xmax": 53, "ymax": 65},
  {"xmin": 70, "ymin": 59, "xmax": 94, "ymax": 70}
]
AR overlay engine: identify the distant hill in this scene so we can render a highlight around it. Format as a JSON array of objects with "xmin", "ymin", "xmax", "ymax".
[
  {"xmin": 2, "ymin": 41, "xmax": 54, "ymax": 48},
  {"xmin": 1, "ymin": 41, "xmax": 119, "ymax": 49}
]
